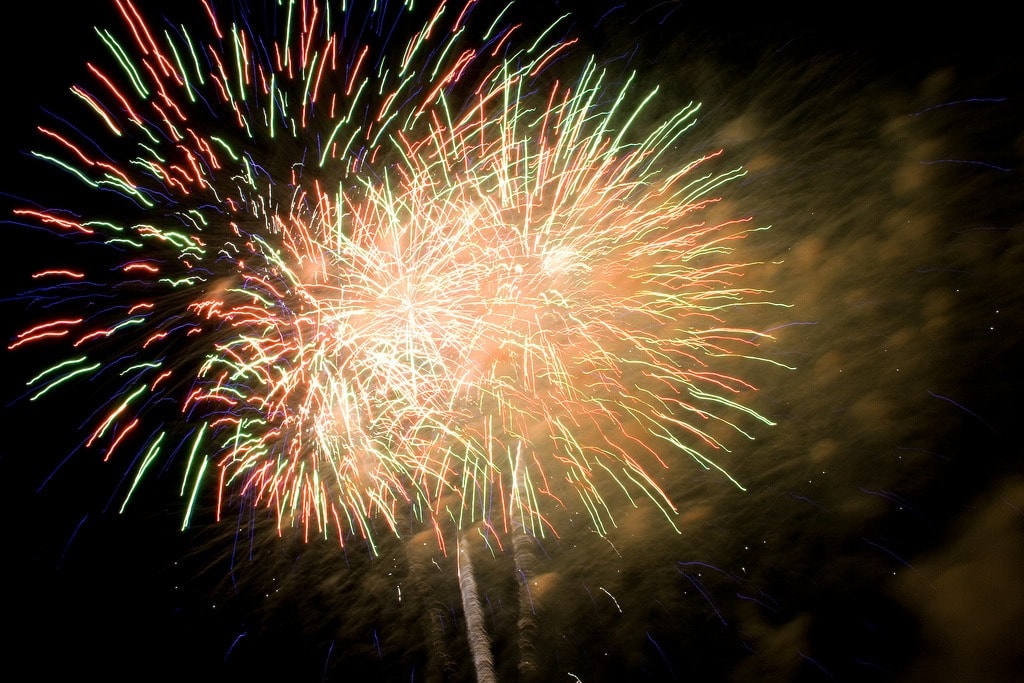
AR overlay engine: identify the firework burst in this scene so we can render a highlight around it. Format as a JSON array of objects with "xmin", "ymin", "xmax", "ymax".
[{"xmin": 12, "ymin": 0, "xmax": 785, "ymax": 558}]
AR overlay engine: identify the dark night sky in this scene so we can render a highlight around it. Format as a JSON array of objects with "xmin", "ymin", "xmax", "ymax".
[{"xmin": 2, "ymin": 2, "xmax": 1022, "ymax": 682}]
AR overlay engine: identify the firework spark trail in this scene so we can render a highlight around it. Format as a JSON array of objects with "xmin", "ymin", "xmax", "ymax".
[{"xmin": 13, "ymin": 0, "xmax": 785, "ymax": 560}]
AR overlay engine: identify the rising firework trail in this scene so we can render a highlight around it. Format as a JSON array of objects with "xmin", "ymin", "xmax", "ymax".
[
  {"xmin": 459, "ymin": 534, "xmax": 498, "ymax": 683},
  {"xmin": 11, "ymin": 0, "xmax": 787, "ymax": 676}
]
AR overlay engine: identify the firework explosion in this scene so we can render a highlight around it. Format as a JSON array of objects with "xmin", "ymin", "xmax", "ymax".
[{"xmin": 12, "ymin": 0, "xmax": 783, "ymax": 563}]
